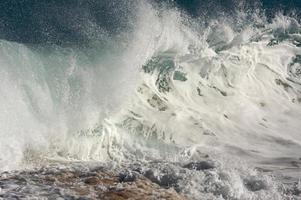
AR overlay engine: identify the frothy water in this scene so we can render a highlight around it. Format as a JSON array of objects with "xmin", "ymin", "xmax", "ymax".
[{"xmin": 0, "ymin": 1, "xmax": 301, "ymax": 199}]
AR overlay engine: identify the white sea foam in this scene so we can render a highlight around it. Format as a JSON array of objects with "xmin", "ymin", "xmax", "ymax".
[{"xmin": 0, "ymin": 1, "xmax": 301, "ymax": 199}]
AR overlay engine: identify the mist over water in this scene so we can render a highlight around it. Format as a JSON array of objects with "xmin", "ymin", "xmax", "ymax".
[{"xmin": 0, "ymin": 0, "xmax": 301, "ymax": 199}]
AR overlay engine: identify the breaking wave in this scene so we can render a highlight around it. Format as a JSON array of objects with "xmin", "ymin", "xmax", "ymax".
[{"xmin": 0, "ymin": 1, "xmax": 301, "ymax": 199}]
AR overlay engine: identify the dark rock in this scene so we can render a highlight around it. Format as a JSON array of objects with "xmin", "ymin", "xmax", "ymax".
[
  {"xmin": 119, "ymin": 171, "xmax": 137, "ymax": 183},
  {"xmin": 158, "ymin": 174, "xmax": 179, "ymax": 188}
]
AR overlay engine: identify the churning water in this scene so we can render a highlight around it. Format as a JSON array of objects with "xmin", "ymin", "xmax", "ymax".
[{"xmin": 0, "ymin": 0, "xmax": 301, "ymax": 199}]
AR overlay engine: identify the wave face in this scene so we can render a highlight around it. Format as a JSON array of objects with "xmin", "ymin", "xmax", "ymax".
[{"xmin": 1, "ymin": 0, "xmax": 301, "ymax": 199}]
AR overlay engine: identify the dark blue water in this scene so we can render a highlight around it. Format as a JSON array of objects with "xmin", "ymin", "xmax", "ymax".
[
  {"xmin": 0, "ymin": 0, "xmax": 136, "ymax": 46},
  {"xmin": 0, "ymin": 0, "xmax": 300, "ymax": 46}
]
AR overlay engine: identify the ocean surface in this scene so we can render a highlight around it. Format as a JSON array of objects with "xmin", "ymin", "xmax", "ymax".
[{"xmin": 0, "ymin": 0, "xmax": 301, "ymax": 199}]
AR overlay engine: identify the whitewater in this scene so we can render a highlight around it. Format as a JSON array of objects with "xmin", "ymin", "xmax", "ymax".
[{"xmin": 0, "ymin": 1, "xmax": 301, "ymax": 199}]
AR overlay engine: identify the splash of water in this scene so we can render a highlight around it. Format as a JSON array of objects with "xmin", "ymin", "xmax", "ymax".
[{"xmin": 0, "ymin": 1, "xmax": 301, "ymax": 199}]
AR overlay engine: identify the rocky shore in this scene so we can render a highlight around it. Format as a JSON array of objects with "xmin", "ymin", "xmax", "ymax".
[
  {"xmin": 0, "ymin": 163, "xmax": 187, "ymax": 200},
  {"xmin": 0, "ymin": 160, "xmax": 300, "ymax": 200}
]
